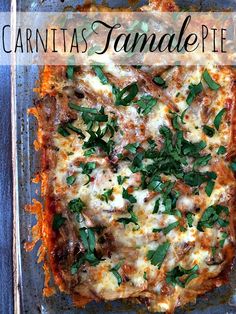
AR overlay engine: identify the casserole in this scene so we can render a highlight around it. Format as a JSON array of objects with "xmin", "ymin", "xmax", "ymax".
[{"xmin": 13, "ymin": 0, "xmax": 236, "ymax": 314}]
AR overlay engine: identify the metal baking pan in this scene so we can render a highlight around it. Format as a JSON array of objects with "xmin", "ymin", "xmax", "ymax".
[{"xmin": 11, "ymin": 0, "xmax": 236, "ymax": 313}]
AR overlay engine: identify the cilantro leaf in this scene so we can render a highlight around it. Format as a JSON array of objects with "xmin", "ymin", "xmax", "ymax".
[
  {"xmin": 52, "ymin": 213, "xmax": 66, "ymax": 230},
  {"xmin": 186, "ymin": 212, "xmax": 194, "ymax": 227},
  {"xmin": 57, "ymin": 125, "xmax": 70, "ymax": 137},
  {"xmin": 186, "ymin": 82, "xmax": 203, "ymax": 105},
  {"xmin": 153, "ymin": 76, "xmax": 167, "ymax": 88},
  {"xmin": 202, "ymin": 125, "xmax": 215, "ymax": 137},
  {"xmin": 166, "ymin": 264, "xmax": 199, "ymax": 288},
  {"xmin": 92, "ymin": 65, "xmax": 109, "ymax": 85},
  {"xmin": 114, "ymin": 83, "xmax": 138, "ymax": 106},
  {"xmin": 205, "ymin": 180, "xmax": 215, "ymax": 197},
  {"xmin": 217, "ymin": 146, "xmax": 226, "ymax": 155},
  {"xmin": 202, "ymin": 69, "xmax": 220, "ymax": 90},
  {"xmin": 110, "ymin": 261, "xmax": 123, "ymax": 285},
  {"xmin": 66, "ymin": 175, "xmax": 76, "ymax": 185},
  {"xmin": 122, "ymin": 188, "xmax": 137, "ymax": 203},
  {"xmin": 117, "ymin": 175, "xmax": 129, "ymax": 185},
  {"xmin": 124, "ymin": 142, "xmax": 140, "ymax": 154},
  {"xmin": 213, "ymin": 108, "xmax": 226, "ymax": 130},
  {"xmin": 66, "ymin": 123, "xmax": 85, "ymax": 139},
  {"xmin": 147, "ymin": 241, "xmax": 170, "ymax": 268},
  {"xmin": 197, "ymin": 205, "xmax": 229, "ymax": 231},
  {"xmin": 136, "ymin": 95, "xmax": 157, "ymax": 115},
  {"xmin": 68, "ymin": 197, "xmax": 85, "ymax": 213},
  {"xmin": 101, "ymin": 188, "xmax": 113, "ymax": 203},
  {"xmin": 230, "ymin": 160, "xmax": 236, "ymax": 171},
  {"xmin": 117, "ymin": 205, "xmax": 138, "ymax": 226},
  {"xmin": 153, "ymin": 221, "xmax": 179, "ymax": 235}
]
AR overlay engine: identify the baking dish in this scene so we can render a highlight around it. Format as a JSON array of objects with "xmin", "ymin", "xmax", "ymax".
[{"xmin": 11, "ymin": 0, "xmax": 236, "ymax": 313}]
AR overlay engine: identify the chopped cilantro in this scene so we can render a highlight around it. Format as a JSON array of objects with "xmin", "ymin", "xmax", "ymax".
[
  {"xmin": 197, "ymin": 205, "xmax": 229, "ymax": 231},
  {"xmin": 153, "ymin": 221, "xmax": 179, "ymax": 235},
  {"xmin": 186, "ymin": 212, "xmax": 194, "ymax": 227},
  {"xmin": 117, "ymin": 175, "xmax": 129, "ymax": 185},
  {"xmin": 217, "ymin": 146, "xmax": 226, "ymax": 155},
  {"xmin": 110, "ymin": 261, "xmax": 123, "ymax": 285},
  {"xmin": 117, "ymin": 205, "xmax": 138, "ymax": 226},
  {"xmin": 147, "ymin": 241, "xmax": 170, "ymax": 268},
  {"xmin": 213, "ymin": 108, "xmax": 226, "ymax": 131},
  {"xmin": 114, "ymin": 83, "xmax": 138, "ymax": 106},
  {"xmin": 101, "ymin": 188, "xmax": 113, "ymax": 203},
  {"xmin": 122, "ymin": 188, "xmax": 137, "ymax": 203},
  {"xmin": 219, "ymin": 232, "xmax": 228, "ymax": 248},
  {"xmin": 57, "ymin": 125, "xmax": 70, "ymax": 137},
  {"xmin": 124, "ymin": 142, "xmax": 140, "ymax": 154},
  {"xmin": 136, "ymin": 95, "xmax": 157, "ymax": 115},
  {"xmin": 66, "ymin": 175, "xmax": 76, "ymax": 185},
  {"xmin": 202, "ymin": 69, "xmax": 220, "ymax": 90},
  {"xmin": 68, "ymin": 197, "xmax": 85, "ymax": 213},
  {"xmin": 92, "ymin": 65, "xmax": 108, "ymax": 85},
  {"xmin": 166, "ymin": 264, "xmax": 199, "ymax": 288},
  {"xmin": 230, "ymin": 160, "xmax": 236, "ymax": 171},
  {"xmin": 153, "ymin": 76, "xmax": 167, "ymax": 88},
  {"xmin": 52, "ymin": 213, "xmax": 66, "ymax": 230},
  {"xmin": 202, "ymin": 125, "xmax": 215, "ymax": 137},
  {"xmin": 186, "ymin": 82, "xmax": 203, "ymax": 105}
]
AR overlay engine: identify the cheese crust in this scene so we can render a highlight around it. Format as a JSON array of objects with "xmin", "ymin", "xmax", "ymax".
[{"xmin": 27, "ymin": 1, "xmax": 236, "ymax": 313}]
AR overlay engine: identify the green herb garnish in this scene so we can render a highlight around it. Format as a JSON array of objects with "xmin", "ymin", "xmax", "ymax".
[
  {"xmin": 197, "ymin": 205, "xmax": 229, "ymax": 231},
  {"xmin": 66, "ymin": 175, "xmax": 76, "ymax": 185},
  {"xmin": 117, "ymin": 205, "xmax": 138, "ymax": 226},
  {"xmin": 84, "ymin": 147, "xmax": 96, "ymax": 157},
  {"xmin": 68, "ymin": 197, "xmax": 85, "ymax": 214},
  {"xmin": 101, "ymin": 188, "xmax": 113, "ymax": 203},
  {"xmin": 166, "ymin": 264, "xmax": 199, "ymax": 288},
  {"xmin": 117, "ymin": 175, "xmax": 129, "ymax": 185},
  {"xmin": 186, "ymin": 82, "xmax": 203, "ymax": 105},
  {"xmin": 57, "ymin": 125, "xmax": 70, "ymax": 137},
  {"xmin": 146, "ymin": 241, "xmax": 170, "ymax": 268},
  {"xmin": 136, "ymin": 95, "xmax": 157, "ymax": 115},
  {"xmin": 217, "ymin": 146, "xmax": 226, "ymax": 155},
  {"xmin": 152, "ymin": 199, "xmax": 160, "ymax": 214},
  {"xmin": 114, "ymin": 83, "xmax": 138, "ymax": 106},
  {"xmin": 153, "ymin": 221, "xmax": 179, "ymax": 235},
  {"xmin": 79, "ymin": 162, "xmax": 96, "ymax": 184},
  {"xmin": 186, "ymin": 212, "xmax": 194, "ymax": 227},
  {"xmin": 202, "ymin": 69, "xmax": 220, "ymax": 90},
  {"xmin": 230, "ymin": 160, "xmax": 236, "ymax": 171},
  {"xmin": 220, "ymin": 232, "xmax": 228, "ymax": 248},
  {"xmin": 153, "ymin": 76, "xmax": 167, "ymax": 88},
  {"xmin": 213, "ymin": 108, "xmax": 226, "ymax": 130},
  {"xmin": 202, "ymin": 125, "xmax": 215, "ymax": 137},
  {"xmin": 66, "ymin": 123, "xmax": 85, "ymax": 139},
  {"xmin": 205, "ymin": 180, "xmax": 215, "ymax": 197},
  {"xmin": 124, "ymin": 142, "xmax": 140, "ymax": 154},
  {"xmin": 52, "ymin": 213, "xmax": 66, "ymax": 230},
  {"xmin": 110, "ymin": 261, "xmax": 123, "ymax": 285},
  {"xmin": 66, "ymin": 55, "xmax": 75, "ymax": 80},
  {"xmin": 92, "ymin": 65, "xmax": 108, "ymax": 84},
  {"xmin": 122, "ymin": 188, "xmax": 137, "ymax": 203}
]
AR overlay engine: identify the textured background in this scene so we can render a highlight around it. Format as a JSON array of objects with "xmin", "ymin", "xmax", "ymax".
[{"xmin": 0, "ymin": 0, "xmax": 13, "ymax": 313}]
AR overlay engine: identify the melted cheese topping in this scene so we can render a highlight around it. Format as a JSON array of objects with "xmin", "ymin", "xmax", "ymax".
[{"xmin": 35, "ymin": 62, "xmax": 236, "ymax": 313}]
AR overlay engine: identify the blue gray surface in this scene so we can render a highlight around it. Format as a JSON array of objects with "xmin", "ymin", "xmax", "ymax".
[{"xmin": 0, "ymin": 2, "xmax": 13, "ymax": 314}]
